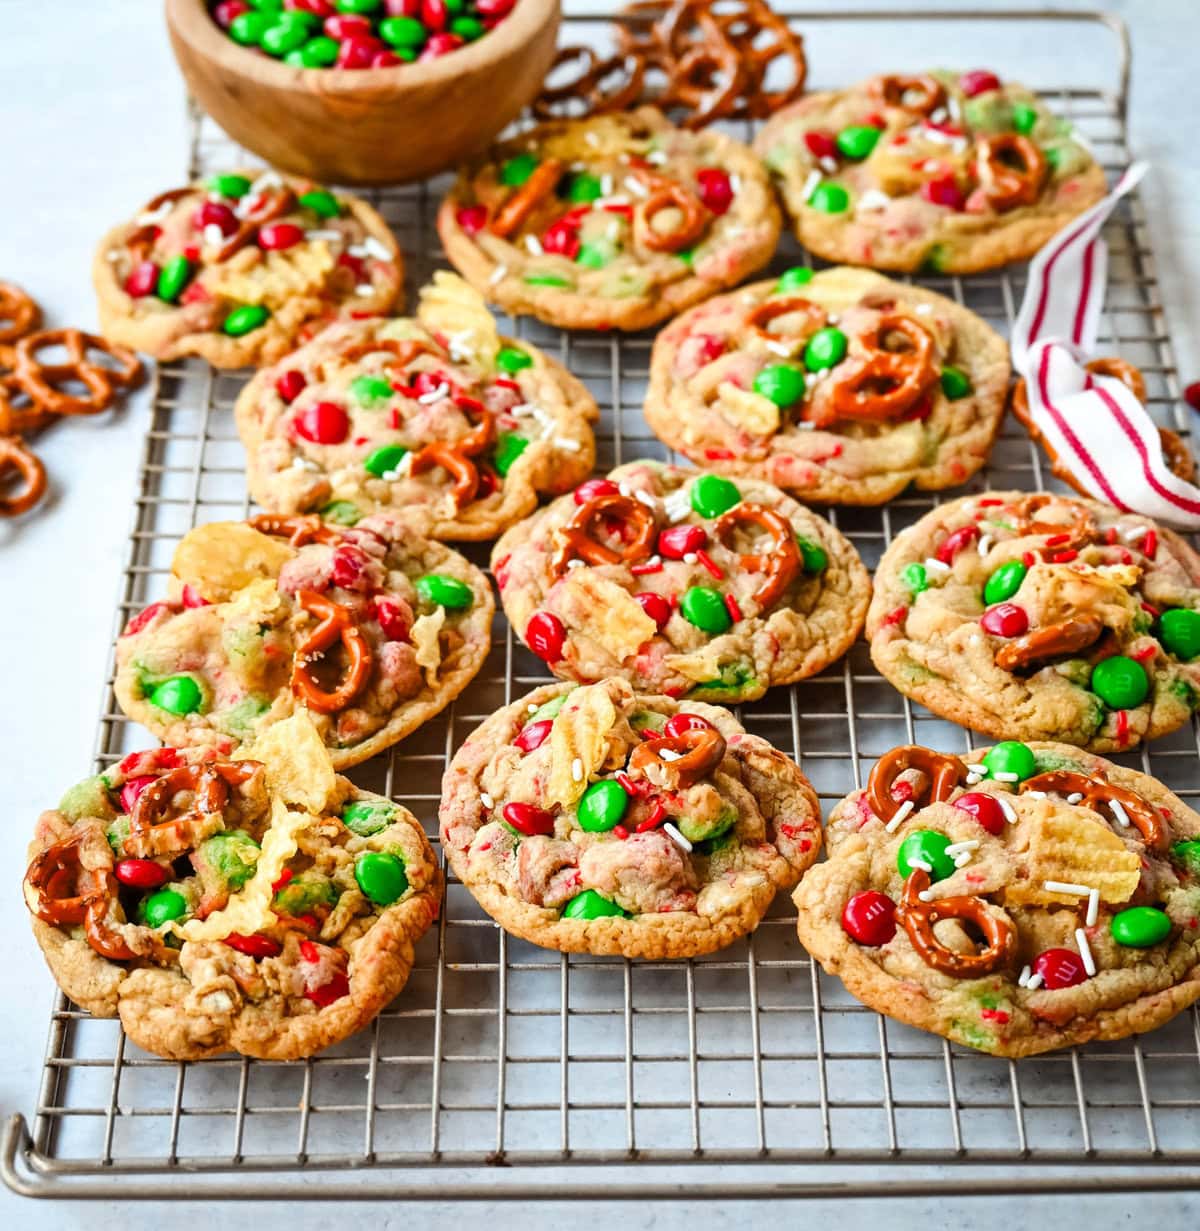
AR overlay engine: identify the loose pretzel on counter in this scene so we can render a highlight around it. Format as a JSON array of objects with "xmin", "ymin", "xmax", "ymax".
[
  {"xmin": 0, "ymin": 282, "xmax": 40, "ymax": 344},
  {"xmin": 0, "ymin": 435, "xmax": 47, "ymax": 517},
  {"xmin": 897, "ymin": 869, "xmax": 1017, "ymax": 978}
]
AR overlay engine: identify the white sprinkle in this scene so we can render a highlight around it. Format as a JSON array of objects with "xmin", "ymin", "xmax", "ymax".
[
  {"xmin": 306, "ymin": 228, "xmax": 341, "ymax": 242},
  {"xmin": 1119, "ymin": 524, "xmax": 1150, "ymax": 543},
  {"xmin": 347, "ymin": 243, "xmax": 368, "ymax": 259},
  {"xmin": 997, "ymin": 796, "xmax": 1018, "ymax": 824},
  {"xmin": 993, "ymin": 771, "xmax": 1019, "ymax": 784},
  {"xmin": 1066, "ymin": 792, "xmax": 1084, "ymax": 805},
  {"xmin": 965, "ymin": 771, "xmax": 985, "ymax": 785},
  {"xmin": 1017, "ymin": 964, "xmax": 1031, "ymax": 987},
  {"xmin": 953, "ymin": 853, "xmax": 973, "ymax": 868},
  {"xmin": 918, "ymin": 889, "xmax": 936, "ymax": 902},
  {"xmin": 618, "ymin": 481, "xmax": 633, "ymax": 497},
  {"xmin": 1045, "ymin": 880, "xmax": 1091, "ymax": 896},
  {"xmin": 1109, "ymin": 798, "xmax": 1132, "ymax": 827},
  {"xmin": 922, "ymin": 126, "xmax": 956, "ymax": 145},
  {"xmin": 1025, "ymin": 972, "xmax": 1044, "ymax": 990},
  {"xmin": 930, "ymin": 107, "xmax": 948, "ymax": 123},
  {"xmin": 1075, "ymin": 927, "xmax": 1097, "ymax": 976},
  {"xmin": 592, "ymin": 194, "xmax": 631, "ymax": 209},
  {"xmin": 356, "ymin": 284, "xmax": 374, "ymax": 295},
  {"xmin": 380, "ymin": 468, "xmax": 402, "ymax": 481},
  {"xmin": 796, "ymin": 420, "xmax": 816, "ymax": 431},
  {"xmin": 566, "ymin": 558, "xmax": 585, "ymax": 570},
  {"xmin": 480, "ymin": 792, "xmax": 495, "ymax": 809},
  {"xmin": 1087, "ymin": 888, "xmax": 1100, "ymax": 927},
  {"xmin": 801, "ymin": 170, "xmax": 822, "ymax": 203},
  {"xmin": 765, "ymin": 340, "xmax": 792, "ymax": 357},
  {"xmin": 248, "ymin": 170, "xmax": 284, "ymax": 197},
  {"xmin": 664, "ymin": 822, "xmax": 693, "ymax": 853},
  {"xmin": 524, "ymin": 235, "xmax": 544, "ymax": 256},
  {"xmin": 527, "ymin": 703, "xmax": 539, "ymax": 713},
  {"xmin": 818, "ymin": 156, "xmax": 838, "ymax": 174},
  {"xmin": 290, "ymin": 456, "xmax": 321, "ymax": 473},
  {"xmin": 417, "ymin": 383, "xmax": 450, "ymax": 404},
  {"xmin": 884, "ymin": 800, "xmax": 916, "ymax": 833},
  {"xmin": 827, "ymin": 313, "xmax": 840, "ymax": 325},
  {"xmin": 908, "ymin": 857, "xmax": 933, "ymax": 873},
  {"xmin": 977, "ymin": 534, "xmax": 993, "ymax": 558},
  {"xmin": 394, "ymin": 451, "xmax": 414, "ymax": 477},
  {"xmin": 730, "ymin": 173, "xmax": 742, "ymax": 192},
  {"xmin": 571, "ymin": 757, "xmax": 583, "ymax": 782},
  {"xmin": 605, "ymin": 220, "xmax": 621, "ymax": 242},
  {"xmin": 362, "ymin": 236, "xmax": 392, "ymax": 262},
  {"xmin": 203, "ymin": 223, "xmax": 225, "ymax": 247},
  {"xmin": 1025, "ymin": 790, "xmax": 1047, "ymax": 799},
  {"xmin": 659, "ymin": 749, "xmax": 683, "ymax": 763},
  {"xmin": 856, "ymin": 188, "xmax": 892, "ymax": 213},
  {"xmin": 634, "ymin": 490, "xmax": 660, "ymax": 513},
  {"xmin": 600, "ymin": 173, "xmax": 614, "ymax": 194},
  {"xmin": 556, "ymin": 436, "xmax": 583, "ymax": 454},
  {"xmin": 136, "ymin": 200, "xmax": 175, "ymax": 226},
  {"xmin": 585, "ymin": 131, "xmax": 600, "ymax": 148},
  {"xmin": 915, "ymin": 302, "xmax": 933, "ymax": 316},
  {"xmin": 947, "ymin": 94, "xmax": 962, "ymax": 122},
  {"xmin": 646, "ymin": 150, "xmax": 668, "ymax": 166},
  {"xmin": 683, "ymin": 551, "xmax": 698, "ymax": 565},
  {"xmin": 623, "ymin": 175, "xmax": 649, "ymax": 198},
  {"xmin": 488, "ymin": 264, "xmax": 508, "ymax": 286},
  {"xmin": 945, "ymin": 839, "xmax": 980, "ymax": 856},
  {"xmin": 924, "ymin": 557, "xmax": 951, "ymax": 575},
  {"xmin": 106, "ymin": 249, "xmax": 121, "ymax": 262}
]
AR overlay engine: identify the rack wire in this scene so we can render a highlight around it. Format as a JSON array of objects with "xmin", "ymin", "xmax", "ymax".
[{"xmin": 8, "ymin": 7, "xmax": 1200, "ymax": 1201}]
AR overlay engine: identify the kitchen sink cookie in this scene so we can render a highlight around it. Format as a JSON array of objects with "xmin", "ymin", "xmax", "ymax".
[
  {"xmin": 644, "ymin": 266, "xmax": 1009, "ymax": 504},
  {"xmin": 437, "ymin": 107, "xmax": 780, "ymax": 331},
  {"xmin": 94, "ymin": 170, "xmax": 403, "ymax": 368},
  {"xmin": 235, "ymin": 274, "xmax": 597, "ymax": 541},
  {"xmin": 492, "ymin": 459, "xmax": 870, "ymax": 702},
  {"xmin": 756, "ymin": 69, "xmax": 1107, "ymax": 273},
  {"xmin": 23, "ymin": 713, "xmax": 440, "ymax": 1060},
  {"xmin": 441, "ymin": 679, "xmax": 820, "ymax": 958},
  {"xmin": 869, "ymin": 491, "xmax": 1200, "ymax": 752},
  {"xmin": 795, "ymin": 741, "xmax": 1200, "ymax": 1056},
  {"xmin": 114, "ymin": 513, "xmax": 493, "ymax": 769}
]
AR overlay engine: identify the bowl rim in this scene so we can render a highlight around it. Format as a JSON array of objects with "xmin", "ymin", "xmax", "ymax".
[{"xmin": 165, "ymin": 0, "xmax": 561, "ymax": 95}]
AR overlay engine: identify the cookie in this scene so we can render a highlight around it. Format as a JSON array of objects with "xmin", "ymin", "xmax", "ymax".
[
  {"xmin": 440, "ymin": 679, "xmax": 821, "ymax": 958},
  {"xmin": 756, "ymin": 70, "xmax": 1108, "ymax": 274},
  {"xmin": 114, "ymin": 512, "xmax": 493, "ymax": 769},
  {"xmin": 437, "ymin": 107, "xmax": 780, "ymax": 331},
  {"xmin": 94, "ymin": 170, "xmax": 403, "ymax": 368},
  {"xmin": 23, "ymin": 712, "xmax": 440, "ymax": 1060},
  {"xmin": 492, "ymin": 459, "xmax": 870, "ymax": 702},
  {"xmin": 795, "ymin": 740, "xmax": 1200, "ymax": 1056},
  {"xmin": 644, "ymin": 267, "xmax": 1009, "ymax": 504},
  {"xmin": 869, "ymin": 491, "xmax": 1200, "ymax": 752},
  {"xmin": 235, "ymin": 274, "xmax": 597, "ymax": 541}
]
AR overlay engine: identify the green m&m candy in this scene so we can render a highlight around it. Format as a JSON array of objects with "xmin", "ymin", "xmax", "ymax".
[
  {"xmin": 803, "ymin": 326, "xmax": 847, "ymax": 372},
  {"xmin": 1110, "ymin": 906, "xmax": 1171, "ymax": 948},
  {"xmin": 351, "ymin": 374, "xmax": 394, "ymax": 405},
  {"xmin": 501, "ymin": 153, "xmax": 539, "ymax": 186},
  {"xmin": 1091, "ymin": 655, "xmax": 1149, "ymax": 709},
  {"xmin": 680, "ymin": 586, "xmax": 732, "ymax": 634},
  {"xmin": 337, "ymin": 0, "xmax": 383, "ymax": 12},
  {"xmin": 797, "ymin": 537, "xmax": 828, "ymax": 574},
  {"xmin": 940, "ymin": 365, "xmax": 973, "ymax": 400},
  {"xmin": 836, "ymin": 125, "xmax": 881, "ymax": 160},
  {"xmin": 223, "ymin": 305, "xmax": 270, "ymax": 336},
  {"xmin": 298, "ymin": 34, "xmax": 340, "ymax": 66},
  {"xmin": 139, "ymin": 888, "xmax": 188, "ymax": 928},
  {"xmin": 983, "ymin": 560, "xmax": 1027, "ymax": 605},
  {"xmin": 575, "ymin": 242, "xmax": 610, "ymax": 269},
  {"xmin": 982, "ymin": 740, "xmax": 1036, "ymax": 781},
  {"xmin": 156, "ymin": 255, "xmax": 192, "ymax": 303},
  {"xmin": 565, "ymin": 172, "xmax": 604, "ymax": 204},
  {"xmin": 1160, "ymin": 608, "xmax": 1200, "ymax": 661},
  {"xmin": 299, "ymin": 189, "xmax": 340, "ymax": 218},
  {"xmin": 752, "ymin": 363, "xmax": 806, "ymax": 408},
  {"xmin": 496, "ymin": 346, "xmax": 532, "ymax": 373},
  {"xmin": 209, "ymin": 173, "xmax": 252, "ymax": 199},
  {"xmin": 379, "ymin": 15, "xmax": 426, "ymax": 46},
  {"xmin": 901, "ymin": 562, "xmax": 928, "ymax": 595},
  {"xmin": 776, "ymin": 266, "xmax": 813, "ymax": 292},
  {"xmin": 690, "ymin": 474, "xmax": 740, "ymax": 518},
  {"xmin": 355, "ymin": 851, "xmax": 408, "ymax": 905},
  {"xmin": 363, "ymin": 444, "xmax": 408, "ymax": 477},
  {"xmin": 493, "ymin": 431, "xmax": 528, "ymax": 475},
  {"xmin": 1012, "ymin": 101, "xmax": 1038, "ymax": 134},
  {"xmin": 149, "ymin": 675, "xmax": 203, "ymax": 716},
  {"xmin": 1171, "ymin": 840, "xmax": 1200, "ymax": 878},
  {"xmin": 450, "ymin": 17, "xmax": 485, "ymax": 40},
  {"xmin": 320, "ymin": 499, "xmax": 361, "ymax": 526},
  {"xmin": 342, "ymin": 799, "xmax": 396, "ymax": 837},
  {"xmin": 229, "ymin": 10, "xmax": 273, "ymax": 45},
  {"xmin": 261, "ymin": 16, "xmax": 309, "ymax": 55},
  {"xmin": 808, "ymin": 182, "xmax": 850, "ymax": 213},
  {"xmin": 284, "ymin": 48, "xmax": 306, "ymax": 66},
  {"xmin": 577, "ymin": 780, "xmax": 629, "ymax": 833},
  {"xmin": 897, "ymin": 829, "xmax": 955, "ymax": 883},
  {"xmin": 415, "ymin": 574, "xmax": 473, "ymax": 609},
  {"xmin": 562, "ymin": 889, "xmax": 627, "ymax": 919}
]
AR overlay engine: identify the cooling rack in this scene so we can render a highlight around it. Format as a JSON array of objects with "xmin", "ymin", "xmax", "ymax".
[{"xmin": 8, "ymin": 7, "xmax": 1200, "ymax": 1201}]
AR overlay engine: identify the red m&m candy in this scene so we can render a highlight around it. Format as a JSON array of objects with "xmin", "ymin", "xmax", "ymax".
[
  {"xmin": 275, "ymin": 369, "xmax": 307, "ymax": 402},
  {"xmin": 696, "ymin": 167, "xmax": 733, "ymax": 214},
  {"xmin": 124, "ymin": 261, "xmax": 160, "ymax": 298},
  {"xmin": 374, "ymin": 596, "xmax": 409, "ymax": 642},
  {"xmin": 664, "ymin": 711, "xmax": 716, "ymax": 738},
  {"xmin": 658, "ymin": 524, "xmax": 706, "ymax": 559},
  {"xmin": 842, "ymin": 891, "xmax": 897, "ymax": 946},
  {"xmin": 542, "ymin": 217, "xmax": 581, "ymax": 259},
  {"xmin": 959, "ymin": 69, "xmax": 1002, "ymax": 97},
  {"xmin": 936, "ymin": 524, "xmax": 979, "ymax": 564},
  {"xmin": 195, "ymin": 199, "xmax": 239, "ymax": 236},
  {"xmin": 456, "ymin": 205, "xmax": 488, "ymax": 235},
  {"xmin": 114, "ymin": 858, "xmax": 169, "ymax": 890},
  {"xmin": 1033, "ymin": 948, "xmax": 1088, "ymax": 989},
  {"xmin": 636, "ymin": 591, "xmax": 671, "ymax": 630},
  {"xmin": 325, "ymin": 13, "xmax": 372, "ymax": 38},
  {"xmin": 920, "ymin": 176, "xmax": 965, "ymax": 211},
  {"xmin": 225, "ymin": 932, "xmax": 284, "ymax": 958},
  {"xmin": 502, "ymin": 802, "xmax": 555, "ymax": 836},
  {"xmin": 526, "ymin": 611, "xmax": 566, "ymax": 663},
  {"xmin": 295, "ymin": 401, "xmax": 350, "ymax": 444},
  {"xmin": 119, "ymin": 775, "xmax": 157, "ymax": 813},
  {"xmin": 258, "ymin": 222, "xmax": 305, "ymax": 251},
  {"xmin": 804, "ymin": 130, "xmax": 838, "ymax": 160},
  {"xmin": 513, "ymin": 719, "xmax": 553, "ymax": 754},
  {"xmin": 952, "ymin": 791, "xmax": 1006, "ymax": 835},
  {"xmin": 980, "ymin": 603, "xmax": 1029, "ymax": 638},
  {"xmin": 574, "ymin": 478, "xmax": 620, "ymax": 504},
  {"xmin": 420, "ymin": 32, "xmax": 463, "ymax": 58}
]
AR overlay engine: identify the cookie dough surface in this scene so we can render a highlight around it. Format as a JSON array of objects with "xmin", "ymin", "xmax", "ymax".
[
  {"xmin": 438, "ymin": 108, "xmax": 780, "ymax": 331},
  {"xmin": 756, "ymin": 70, "xmax": 1107, "ymax": 273},
  {"xmin": 492, "ymin": 459, "xmax": 870, "ymax": 702},
  {"xmin": 24, "ymin": 715, "xmax": 440, "ymax": 1060},
  {"xmin": 94, "ymin": 170, "xmax": 403, "ymax": 368},
  {"xmin": 114, "ymin": 513, "xmax": 493, "ymax": 769},
  {"xmin": 869, "ymin": 491, "xmax": 1200, "ymax": 751},
  {"xmin": 236, "ymin": 275, "xmax": 597, "ymax": 541},
  {"xmin": 440, "ymin": 679, "xmax": 821, "ymax": 958},
  {"xmin": 644, "ymin": 267, "xmax": 1009, "ymax": 504},
  {"xmin": 795, "ymin": 741, "xmax": 1200, "ymax": 1056}
]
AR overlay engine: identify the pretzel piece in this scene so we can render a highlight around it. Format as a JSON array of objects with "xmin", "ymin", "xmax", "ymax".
[
  {"xmin": 126, "ymin": 762, "xmax": 260, "ymax": 859},
  {"xmin": 0, "ymin": 282, "xmax": 40, "ymax": 344},
  {"xmin": 292, "ymin": 589, "xmax": 373, "ymax": 715},
  {"xmin": 633, "ymin": 181, "xmax": 709, "ymax": 253},
  {"xmin": 15, "ymin": 329, "xmax": 142, "ymax": 417},
  {"xmin": 490, "ymin": 159, "xmax": 565, "ymax": 240},
  {"xmin": 551, "ymin": 491, "xmax": 657, "ymax": 576},
  {"xmin": 977, "ymin": 133, "xmax": 1047, "ymax": 212},
  {"xmin": 1009, "ymin": 492, "xmax": 1096, "ymax": 551},
  {"xmin": 248, "ymin": 513, "xmax": 344, "ymax": 547},
  {"xmin": 627, "ymin": 721, "xmax": 726, "ymax": 789},
  {"xmin": 741, "ymin": 296, "xmax": 826, "ymax": 348},
  {"xmin": 216, "ymin": 186, "xmax": 298, "ymax": 263},
  {"xmin": 0, "ymin": 435, "xmax": 47, "ymax": 517},
  {"xmin": 713, "ymin": 502, "xmax": 801, "ymax": 610},
  {"xmin": 818, "ymin": 315, "xmax": 937, "ymax": 427},
  {"xmin": 897, "ymin": 869, "xmax": 1017, "ymax": 978},
  {"xmin": 869, "ymin": 73, "xmax": 945, "ymax": 116},
  {"xmin": 867, "ymin": 746, "xmax": 966, "ymax": 823},
  {"xmin": 994, "ymin": 615, "xmax": 1105, "ymax": 672},
  {"xmin": 1020, "ymin": 770, "xmax": 1168, "ymax": 853}
]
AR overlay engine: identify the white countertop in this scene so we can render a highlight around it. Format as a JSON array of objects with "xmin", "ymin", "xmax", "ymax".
[{"xmin": 3, "ymin": 1, "xmax": 1199, "ymax": 1224}]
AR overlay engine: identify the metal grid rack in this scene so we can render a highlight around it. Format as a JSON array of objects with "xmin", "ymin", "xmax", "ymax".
[{"xmin": 7, "ymin": 7, "xmax": 1200, "ymax": 1201}]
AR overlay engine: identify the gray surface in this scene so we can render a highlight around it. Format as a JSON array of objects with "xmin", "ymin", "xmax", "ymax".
[{"xmin": 4, "ymin": 0, "xmax": 1200, "ymax": 1223}]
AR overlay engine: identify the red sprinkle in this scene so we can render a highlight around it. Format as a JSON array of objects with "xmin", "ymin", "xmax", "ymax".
[
  {"xmin": 513, "ymin": 719, "xmax": 553, "ymax": 754},
  {"xmin": 1115, "ymin": 709, "xmax": 1130, "ymax": 746},
  {"xmin": 976, "ymin": 498, "xmax": 1004, "ymax": 507},
  {"xmin": 602, "ymin": 202, "xmax": 634, "ymax": 218},
  {"xmin": 1133, "ymin": 643, "xmax": 1158, "ymax": 662},
  {"xmin": 1049, "ymin": 549, "xmax": 1078, "ymax": 564},
  {"xmin": 636, "ymin": 801, "xmax": 668, "ymax": 833},
  {"xmin": 1141, "ymin": 601, "xmax": 1160, "ymax": 618},
  {"xmin": 882, "ymin": 605, "xmax": 908, "ymax": 627},
  {"xmin": 631, "ymin": 559, "xmax": 664, "ymax": 576},
  {"xmin": 272, "ymin": 869, "xmax": 294, "ymax": 894},
  {"xmin": 979, "ymin": 1008, "xmax": 1010, "ymax": 1024},
  {"xmin": 723, "ymin": 593, "xmax": 743, "ymax": 623},
  {"xmin": 123, "ymin": 602, "xmax": 170, "ymax": 636},
  {"xmin": 225, "ymin": 932, "xmax": 283, "ymax": 959},
  {"xmin": 1044, "ymin": 533, "xmax": 1071, "ymax": 547},
  {"xmin": 613, "ymin": 825, "xmax": 629, "ymax": 840},
  {"xmin": 1143, "ymin": 529, "xmax": 1158, "ymax": 559},
  {"xmin": 695, "ymin": 549, "xmax": 723, "ymax": 580},
  {"xmin": 1021, "ymin": 551, "xmax": 1036, "ymax": 568},
  {"xmin": 704, "ymin": 447, "xmax": 735, "ymax": 461}
]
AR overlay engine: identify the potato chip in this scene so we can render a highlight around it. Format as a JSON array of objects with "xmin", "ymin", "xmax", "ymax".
[
  {"xmin": 417, "ymin": 271, "xmax": 499, "ymax": 374},
  {"xmin": 546, "ymin": 683, "xmax": 620, "ymax": 807},
  {"xmin": 716, "ymin": 382, "xmax": 780, "ymax": 437},
  {"xmin": 237, "ymin": 710, "xmax": 335, "ymax": 814},
  {"xmin": 1003, "ymin": 800, "xmax": 1141, "ymax": 907},
  {"xmin": 1018, "ymin": 562, "xmax": 1141, "ymax": 636},
  {"xmin": 557, "ymin": 572, "xmax": 657, "ymax": 663},
  {"xmin": 411, "ymin": 607, "xmax": 446, "ymax": 680},
  {"xmin": 173, "ymin": 522, "xmax": 295, "ymax": 602},
  {"xmin": 665, "ymin": 644, "xmax": 728, "ymax": 684}
]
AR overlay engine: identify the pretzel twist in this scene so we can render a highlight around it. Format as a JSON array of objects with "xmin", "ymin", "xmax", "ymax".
[
  {"xmin": 14, "ymin": 329, "xmax": 142, "ymax": 417},
  {"xmin": 869, "ymin": 73, "xmax": 946, "ymax": 116},
  {"xmin": 897, "ymin": 869, "xmax": 1017, "ymax": 978},
  {"xmin": 977, "ymin": 133, "xmax": 1047, "ymax": 212},
  {"xmin": 0, "ymin": 282, "xmax": 40, "ymax": 344},
  {"xmin": 867, "ymin": 746, "xmax": 966, "ymax": 823},
  {"xmin": 818, "ymin": 315, "xmax": 937, "ymax": 427},
  {"xmin": 741, "ymin": 296, "xmax": 826, "ymax": 349},
  {"xmin": 551, "ymin": 491, "xmax": 657, "ymax": 576},
  {"xmin": 713, "ymin": 502, "xmax": 801, "ymax": 610},
  {"xmin": 532, "ymin": 47, "xmax": 647, "ymax": 119},
  {"xmin": 1020, "ymin": 770, "xmax": 1168, "ymax": 852},
  {"xmin": 247, "ymin": 512, "xmax": 344, "ymax": 547},
  {"xmin": 627, "ymin": 722, "xmax": 726, "ymax": 790},
  {"xmin": 0, "ymin": 435, "xmax": 47, "ymax": 517},
  {"xmin": 1010, "ymin": 493, "xmax": 1096, "ymax": 551},
  {"xmin": 489, "ymin": 159, "xmax": 565, "ymax": 240},
  {"xmin": 0, "ymin": 344, "xmax": 49, "ymax": 436},
  {"xmin": 633, "ymin": 181, "xmax": 709, "ymax": 253},
  {"xmin": 126, "ymin": 761, "xmax": 260, "ymax": 859},
  {"xmin": 994, "ymin": 615, "xmax": 1105, "ymax": 672},
  {"xmin": 409, "ymin": 397, "xmax": 497, "ymax": 508},
  {"xmin": 292, "ymin": 589, "xmax": 373, "ymax": 715}
]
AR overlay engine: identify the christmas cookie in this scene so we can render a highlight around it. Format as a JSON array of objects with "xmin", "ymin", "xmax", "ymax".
[
  {"xmin": 794, "ymin": 741, "xmax": 1200, "ymax": 1056},
  {"xmin": 440, "ymin": 679, "xmax": 820, "ymax": 958},
  {"xmin": 94, "ymin": 170, "xmax": 403, "ymax": 368},
  {"xmin": 23, "ymin": 713, "xmax": 440, "ymax": 1060},
  {"xmin": 235, "ymin": 274, "xmax": 597, "ymax": 541},
  {"xmin": 114, "ymin": 513, "xmax": 493, "ymax": 769},
  {"xmin": 492, "ymin": 459, "xmax": 870, "ymax": 702},
  {"xmin": 644, "ymin": 266, "xmax": 1009, "ymax": 505},
  {"xmin": 756, "ymin": 70, "xmax": 1107, "ymax": 274},
  {"xmin": 869, "ymin": 491, "xmax": 1200, "ymax": 752},
  {"xmin": 437, "ymin": 108, "xmax": 780, "ymax": 331}
]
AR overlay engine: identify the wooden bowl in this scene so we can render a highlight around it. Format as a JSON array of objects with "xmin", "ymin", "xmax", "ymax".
[{"xmin": 165, "ymin": 0, "xmax": 561, "ymax": 186}]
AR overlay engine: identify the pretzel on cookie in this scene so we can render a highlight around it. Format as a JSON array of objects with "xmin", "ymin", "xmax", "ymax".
[
  {"xmin": 1009, "ymin": 492, "xmax": 1096, "ymax": 550},
  {"xmin": 551, "ymin": 491, "xmax": 657, "ymax": 576},
  {"xmin": 816, "ymin": 315, "xmax": 937, "ymax": 428},
  {"xmin": 897, "ymin": 869, "xmax": 1017, "ymax": 977},
  {"xmin": 627, "ymin": 716, "xmax": 726, "ymax": 790},
  {"xmin": 741, "ymin": 296, "xmax": 826, "ymax": 349},
  {"xmin": 993, "ymin": 615, "xmax": 1105, "ymax": 673},
  {"xmin": 292, "ymin": 589, "xmax": 373, "ymax": 715},
  {"xmin": 869, "ymin": 73, "xmax": 945, "ymax": 116},
  {"xmin": 1020, "ymin": 769, "xmax": 1168, "ymax": 852},
  {"xmin": 633, "ymin": 180, "xmax": 709, "ymax": 253},
  {"xmin": 867, "ymin": 746, "xmax": 966, "ymax": 823},
  {"xmin": 976, "ymin": 133, "xmax": 1047, "ymax": 212},
  {"xmin": 126, "ymin": 761, "xmax": 261, "ymax": 859},
  {"xmin": 490, "ymin": 158, "xmax": 565, "ymax": 240},
  {"xmin": 248, "ymin": 512, "xmax": 344, "ymax": 547},
  {"xmin": 216, "ymin": 185, "xmax": 298, "ymax": 263},
  {"xmin": 409, "ymin": 396, "xmax": 497, "ymax": 508},
  {"xmin": 713, "ymin": 502, "xmax": 801, "ymax": 610}
]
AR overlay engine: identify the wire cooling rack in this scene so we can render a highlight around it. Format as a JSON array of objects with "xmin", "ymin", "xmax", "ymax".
[{"xmin": 8, "ymin": 7, "xmax": 1200, "ymax": 1201}]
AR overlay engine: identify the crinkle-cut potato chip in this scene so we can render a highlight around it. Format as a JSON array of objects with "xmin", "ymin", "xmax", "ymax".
[
  {"xmin": 411, "ymin": 607, "xmax": 446, "ymax": 680},
  {"xmin": 558, "ymin": 571, "xmax": 657, "ymax": 662},
  {"xmin": 237, "ymin": 711, "xmax": 335, "ymax": 814},
  {"xmin": 1004, "ymin": 802, "xmax": 1141, "ymax": 907},
  {"xmin": 666, "ymin": 645, "xmax": 729, "ymax": 684},
  {"xmin": 546, "ymin": 683, "xmax": 620, "ymax": 807},
  {"xmin": 220, "ymin": 577, "xmax": 285, "ymax": 625},
  {"xmin": 172, "ymin": 522, "xmax": 295, "ymax": 602},
  {"xmin": 716, "ymin": 381, "xmax": 780, "ymax": 436},
  {"xmin": 1018, "ymin": 561, "xmax": 1141, "ymax": 635},
  {"xmin": 417, "ymin": 271, "xmax": 499, "ymax": 375}
]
